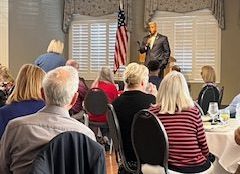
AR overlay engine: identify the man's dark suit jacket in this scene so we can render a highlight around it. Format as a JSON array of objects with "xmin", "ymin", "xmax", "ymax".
[{"xmin": 139, "ymin": 33, "xmax": 171, "ymax": 70}]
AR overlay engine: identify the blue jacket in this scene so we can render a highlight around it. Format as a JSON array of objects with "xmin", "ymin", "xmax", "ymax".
[
  {"xmin": 0, "ymin": 100, "xmax": 45, "ymax": 138},
  {"xmin": 34, "ymin": 52, "xmax": 66, "ymax": 72}
]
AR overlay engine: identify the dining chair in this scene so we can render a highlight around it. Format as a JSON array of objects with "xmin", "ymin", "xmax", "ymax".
[
  {"xmin": 218, "ymin": 86, "xmax": 224, "ymax": 106},
  {"xmin": 131, "ymin": 109, "xmax": 214, "ymax": 174},
  {"xmin": 131, "ymin": 109, "xmax": 169, "ymax": 174},
  {"xmin": 194, "ymin": 101, "xmax": 205, "ymax": 116},
  {"xmin": 197, "ymin": 85, "xmax": 220, "ymax": 115},
  {"xmin": 83, "ymin": 88, "xmax": 112, "ymax": 153},
  {"xmin": 107, "ymin": 104, "xmax": 137, "ymax": 174},
  {"xmin": 28, "ymin": 131, "xmax": 106, "ymax": 174}
]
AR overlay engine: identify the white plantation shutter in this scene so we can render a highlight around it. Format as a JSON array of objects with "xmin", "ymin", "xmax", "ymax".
[
  {"xmin": 90, "ymin": 23, "xmax": 107, "ymax": 72},
  {"xmin": 153, "ymin": 10, "xmax": 221, "ymax": 82},
  {"xmin": 70, "ymin": 14, "xmax": 125, "ymax": 80}
]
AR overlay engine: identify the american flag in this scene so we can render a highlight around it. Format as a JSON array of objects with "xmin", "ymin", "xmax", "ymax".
[{"xmin": 113, "ymin": 6, "xmax": 128, "ymax": 73}]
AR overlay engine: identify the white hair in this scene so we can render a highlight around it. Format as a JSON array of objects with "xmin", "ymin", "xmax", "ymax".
[
  {"xmin": 156, "ymin": 71, "xmax": 194, "ymax": 114},
  {"xmin": 124, "ymin": 63, "xmax": 149, "ymax": 89},
  {"xmin": 42, "ymin": 66, "xmax": 79, "ymax": 106}
]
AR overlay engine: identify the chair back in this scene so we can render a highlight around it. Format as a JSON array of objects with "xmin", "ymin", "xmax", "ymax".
[
  {"xmin": 218, "ymin": 86, "xmax": 224, "ymax": 105},
  {"xmin": 197, "ymin": 85, "xmax": 220, "ymax": 115},
  {"xmin": 84, "ymin": 88, "xmax": 108, "ymax": 115},
  {"xmin": 131, "ymin": 110, "xmax": 169, "ymax": 174},
  {"xmin": 194, "ymin": 101, "xmax": 205, "ymax": 116},
  {"xmin": 107, "ymin": 104, "xmax": 136, "ymax": 173},
  {"xmin": 29, "ymin": 131, "xmax": 106, "ymax": 174}
]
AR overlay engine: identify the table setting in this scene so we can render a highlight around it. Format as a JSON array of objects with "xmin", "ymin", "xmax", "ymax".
[{"xmin": 201, "ymin": 102, "xmax": 240, "ymax": 173}]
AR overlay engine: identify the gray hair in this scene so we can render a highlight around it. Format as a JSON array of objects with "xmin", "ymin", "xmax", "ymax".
[
  {"xmin": 98, "ymin": 67, "xmax": 114, "ymax": 84},
  {"xmin": 65, "ymin": 59, "xmax": 79, "ymax": 70},
  {"xmin": 42, "ymin": 66, "xmax": 79, "ymax": 106}
]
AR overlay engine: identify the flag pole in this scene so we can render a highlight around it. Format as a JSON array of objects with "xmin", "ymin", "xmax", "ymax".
[{"xmin": 119, "ymin": 0, "xmax": 123, "ymax": 10}]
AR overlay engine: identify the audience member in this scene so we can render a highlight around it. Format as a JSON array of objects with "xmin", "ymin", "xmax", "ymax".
[
  {"xmin": 34, "ymin": 39, "xmax": 66, "ymax": 72},
  {"xmin": 0, "ymin": 66, "xmax": 95, "ymax": 174},
  {"xmin": 112, "ymin": 63, "xmax": 156, "ymax": 167},
  {"xmin": 147, "ymin": 60, "xmax": 162, "ymax": 89},
  {"xmin": 0, "ymin": 65, "xmax": 14, "ymax": 106},
  {"xmin": 0, "ymin": 64, "xmax": 45, "ymax": 138},
  {"xmin": 201, "ymin": 65, "xmax": 217, "ymax": 87},
  {"xmin": 197, "ymin": 65, "xmax": 219, "ymax": 114},
  {"xmin": 90, "ymin": 67, "xmax": 118, "ymax": 139},
  {"xmin": 149, "ymin": 71, "xmax": 211, "ymax": 173},
  {"xmin": 66, "ymin": 59, "xmax": 88, "ymax": 117},
  {"xmin": 223, "ymin": 93, "xmax": 240, "ymax": 115},
  {"xmin": 172, "ymin": 64, "xmax": 181, "ymax": 72}
]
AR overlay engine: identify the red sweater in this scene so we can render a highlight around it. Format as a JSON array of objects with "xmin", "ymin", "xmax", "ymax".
[
  {"xmin": 149, "ymin": 106, "xmax": 209, "ymax": 168},
  {"xmin": 88, "ymin": 81, "xmax": 118, "ymax": 122}
]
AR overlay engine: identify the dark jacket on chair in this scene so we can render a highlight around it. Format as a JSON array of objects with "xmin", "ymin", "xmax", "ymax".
[{"xmin": 29, "ymin": 131, "xmax": 106, "ymax": 174}]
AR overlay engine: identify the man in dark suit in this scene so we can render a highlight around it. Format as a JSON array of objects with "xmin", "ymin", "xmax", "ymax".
[{"xmin": 139, "ymin": 22, "xmax": 171, "ymax": 78}]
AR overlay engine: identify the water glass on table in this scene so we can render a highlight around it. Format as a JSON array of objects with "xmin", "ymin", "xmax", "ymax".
[
  {"xmin": 219, "ymin": 109, "xmax": 230, "ymax": 124},
  {"xmin": 208, "ymin": 102, "xmax": 219, "ymax": 124}
]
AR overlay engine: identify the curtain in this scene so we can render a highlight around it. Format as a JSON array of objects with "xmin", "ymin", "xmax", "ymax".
[
  {"xmin": 144, "ymin": 0, "xmax": 225, "ymax": 29},
  {"xmin": 63, "ymin": 0, "xmax": 132, "ymax": 33}
]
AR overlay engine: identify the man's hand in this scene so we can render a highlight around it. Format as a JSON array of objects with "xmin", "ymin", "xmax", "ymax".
[{"xmin": 146, "ymin": 37, "xmax": 152, "ymax": 47}]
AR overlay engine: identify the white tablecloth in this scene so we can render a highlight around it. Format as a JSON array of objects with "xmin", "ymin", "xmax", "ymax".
[{"xmin": 205, "ymin": 119, "xmax": 240, "ymax": 173}]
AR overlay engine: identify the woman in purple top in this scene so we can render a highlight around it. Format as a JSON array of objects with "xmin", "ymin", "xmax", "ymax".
[{"xmin": 0, "ymin": 64, "xmax": 46, "ymax": 138}]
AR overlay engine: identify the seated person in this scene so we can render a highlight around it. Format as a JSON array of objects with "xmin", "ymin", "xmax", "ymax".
[
  {"xmin": 66, "ymin": 59, "xmax": 88, "ymax": 117},
  {"xmin": 0, "ymin": 65, "xmax": 14, "ymax": 106},
  {"xmin": 0, "ymin": 66, "xmax": 95, "ymax": 174},
  {"xmin": 89, "ymin": 67, "xmax": 118, "ymax": 145},
  {"xmin": 147, "ymin": 60, "xmax": 162, "ymax": 89},
  {"xmin": 200, "ymin": 65, "xmax": 218, "ymax": 89},
  {"xmin": 0, "ymin": 64, "xmax": 45, "ymax": 138},
  {"xmin": 172, "ymin": 65, "xmax": 181, "ymax": 72},
  {"xmin": 149, "ymin": 71, "xmax": 211, "ymax": 173},
  {"xmin": 112, "ymin": 63, "xmax": 156, "ymax": 165},
  {"xmin": 197, "ymin": 65, "xmax": 220, "ymax": 114},
  {"xmin": 223, "ymin": 93, "xmax": 240, "ymax": 116}
]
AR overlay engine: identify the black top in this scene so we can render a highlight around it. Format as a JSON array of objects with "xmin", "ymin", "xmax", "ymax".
[{"xmin": 112, "ymin": 90, "xmax": 156, "ymax": 162}]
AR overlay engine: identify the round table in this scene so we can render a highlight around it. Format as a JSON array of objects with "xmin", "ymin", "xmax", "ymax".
[{"xmin": 204, "ymin": 119, "xmax": 240, "ymax": 173}]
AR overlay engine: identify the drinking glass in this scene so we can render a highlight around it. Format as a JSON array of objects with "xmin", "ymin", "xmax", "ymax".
[
  {"xmin": 208, "ymin": 102, "xmax": 219, "ymax": 124},
  {"xmin": 219, "ymin": 109, "xmax": 230, "ymax": 124}
]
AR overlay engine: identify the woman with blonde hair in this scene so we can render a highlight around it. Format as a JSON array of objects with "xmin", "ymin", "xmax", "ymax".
[
  {"xmin": 197, "ymin": 65, "xmax": 220, "ymax": 114},
  {"xmin": 112, "ymin": 63, "xmax": 156, "ymax": 168},
  {"xmin": 34, "ymin": 39, "xmax": 66, "ymax": 72},
  {"xmin": 149, "ymin": 71, "xmax": 211, "ymax": 173},
  {"xmin": 201, "ymin": 65, "xmax": 216, "ymax": 85},
  {"xmin": 0, "ymin": 64, "xmax": 45, "ymax": 138}
]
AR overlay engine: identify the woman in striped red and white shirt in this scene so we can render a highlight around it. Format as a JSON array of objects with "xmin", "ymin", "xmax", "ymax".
[{"xmin": 149, "ymin": 71, "xmax": 211, "ymax": 173}]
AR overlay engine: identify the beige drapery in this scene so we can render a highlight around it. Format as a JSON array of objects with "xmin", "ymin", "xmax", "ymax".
[
  {"xmin": 144, "ymin": 0, "xmax": 225, "ymax": 29},
  {"xmin": 62, "ymin": 0, "xmax": 132, "ymax": 33}
]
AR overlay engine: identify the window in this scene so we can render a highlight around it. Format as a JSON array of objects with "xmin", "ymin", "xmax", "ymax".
[
  {"xmin": 69, "ymin": 14, "xmax": 125, "ymax": 80},
  {"xmin": 153, "ymin": 9, "xmax": 221, "ymax": 82},
  {"xmin": 0, "ymin": 0, "xmax": 8, "ymax": 67}
]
